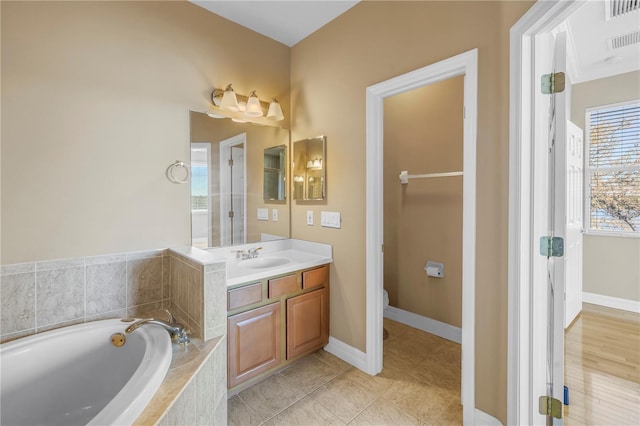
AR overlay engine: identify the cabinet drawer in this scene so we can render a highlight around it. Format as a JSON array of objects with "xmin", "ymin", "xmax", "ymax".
[
  {"xmin": 268, "ymin": 274, "xmax": 298, "ymax": 299},
  {"xmin": 302, "ymin": 265, "xmax": 329, "ymax": 289},
  {"xmin": 228, "ymin": 282, "xmax": 262, "ymax": 311}
]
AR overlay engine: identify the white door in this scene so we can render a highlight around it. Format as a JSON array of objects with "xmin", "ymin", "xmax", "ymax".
[
  {"xmin": 231, "ymin": 145, "xmax": 245, "ymax": 245},
  {"xmin": 532, "ymin": 30, "xmax": 567, "ymax": 425},
  {"xmin": 564, "ymin": 121, "xmax": 584, "ymax": 328},
  {"xmin": 219, "ymin": 133, "xmax": 246, "ymax": 246}
]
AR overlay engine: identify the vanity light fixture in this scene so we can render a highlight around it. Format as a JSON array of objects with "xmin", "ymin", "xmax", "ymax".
[
  {"xmin": 244, "ymin": 91, "xmax": 263, "ymax": 117},
  {"xmin": 306, "ymin": 158, "xmax": 323, "ymax": 170},
  {"xmin": 267, "ymin": 99, "xmax": 284, "ymax": 121},
  {"xmin": 209, "ymin": 84, "xmax": 285, "ymax": 123},
  {"xmin": 219, "ymin": 84, "xmax": 239, "ymax": 111}
]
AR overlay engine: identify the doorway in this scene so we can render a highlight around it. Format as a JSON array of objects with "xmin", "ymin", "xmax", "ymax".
[
  {"xmin": 191, "ymin": 142, "xmax": 212, "ymax": 248},
  {"xmin": 219, "ymin": 133, "xmax": 247, "ymax": 246},
  {"xmin": 365, "ymin": 48, "xmax": 478, "ymax": 424},
  {"xmin": 509, "ymin": 1, "xmax": 640, "ymax": 424}
]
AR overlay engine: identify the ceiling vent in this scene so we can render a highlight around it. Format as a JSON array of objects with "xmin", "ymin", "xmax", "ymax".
[
  {"xmin": 608, "ymin": 30, "xmax": 640, "ymax": 49},
  {"xmin": 606, "ymin": 0, "xmax": 640, "ymax": 19}
]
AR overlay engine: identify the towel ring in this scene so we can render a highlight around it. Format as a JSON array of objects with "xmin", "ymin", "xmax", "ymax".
[{"xmin": 166, "ymin": 160, "xmax": 190, "ymax": 184}]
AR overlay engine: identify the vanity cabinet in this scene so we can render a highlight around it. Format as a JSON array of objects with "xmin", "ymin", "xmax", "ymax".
[
  {"xmin": 227, "ymin": 302, "xmax": 281, "ymax": 388},
  {"xmin": 287, "ymin": 287, "xmax": 328, "ymax": 359},
  {"xmin": 227, "ymin": 264, "xmax": 330, "ymax": 391}
]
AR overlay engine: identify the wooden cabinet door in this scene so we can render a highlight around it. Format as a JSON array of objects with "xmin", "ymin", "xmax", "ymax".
[
  {"xmin": 286, "ymin": 287, "xmax": 328, "ymax": 360},
  {"xmin": 228, "ymin": 302, "xmax": 281, "ymax": 388}
]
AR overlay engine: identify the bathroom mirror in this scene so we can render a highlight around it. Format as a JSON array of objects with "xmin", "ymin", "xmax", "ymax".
[
  {"xmin": 263, "ymin": 145, "xmax": 287, "ymax": 201},
  {"xmin": 190, "ymin": 111, "xmax": 290, "ymax": 248},
  {"xmin": 293, "ymin": 136, "xmax": 326, "ymax": 201}
]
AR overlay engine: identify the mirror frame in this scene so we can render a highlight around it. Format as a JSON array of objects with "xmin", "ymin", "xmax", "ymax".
[
  {"xmin": 263, "ymin": 144, "xmax": 287, "ymax": 201},
  {"xmin": 292, "ymin": 136, "xmax": 326, "ymax": 201}
]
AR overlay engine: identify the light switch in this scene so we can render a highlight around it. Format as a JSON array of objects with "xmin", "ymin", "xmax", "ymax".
[
  {"xmin": 272, "ymin": 209, "xmax": 278, "ymax": 222},
  {"xmin": 257, "ymin": 208, "xmax": 269, "ymax": 221},
  {"xmin": 306, "ymin": 210, "xmax": 314, "ymax": 226},
  {"xmin": 321, "ymin": 211, "xmax": 341, "ymax": 229}
]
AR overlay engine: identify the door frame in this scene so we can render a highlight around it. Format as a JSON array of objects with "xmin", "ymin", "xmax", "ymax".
[
  {"xmin": 508, "ymin": 1, "xmax": 583, "ymax": 424},
  {"xmin": 365, "ymin": 48, "xmax": 477, "ymax": 424},
  {"xmin": 191, "ymin": 142, "xmax": 212, "ymax": 247},
  {"xmin": 219, "ymin": 133, "xmax": 247, "ymax": 246}
]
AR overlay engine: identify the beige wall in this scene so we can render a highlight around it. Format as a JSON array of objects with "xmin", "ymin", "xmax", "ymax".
[
  {"xmin": 1, "ymin": 1, "xmax": 538, "ymax": 422},
  {"xmin": 290, "ymin": 1, "xmax": 533, "ymax": 422},
  {"xmin": 383, "ymin": 77, "xmax": 464, "ymax": 327},
  {"xmin": 1, "ymin": 0, "xmax": 290, "ymax": 264},
  {"xmin": 571, "ymin": 71, "xmax": 640, "ymax": 302},
  {"xmin": 189, "ymin": 111, "xmax": 290, "ymax": 246},
  {"xmin": 583, "ymin": 236, "xmax": 640, "ymax": 301}
]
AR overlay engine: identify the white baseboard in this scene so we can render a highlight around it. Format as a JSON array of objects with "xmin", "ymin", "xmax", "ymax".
[
  {"xmin": 583, "ymin": 292, "xmax": 640, "ymax": 314},
  {"xmin": 324, "ymin": 336, "xmax": 368, "ymax": 372},
  {"xmin": 384, "ymin": 306, "xmax": 462, "ymax": 344},
  {"xmin": 474, "ymin": 408, "xmax": 503, "ymax": 426}
]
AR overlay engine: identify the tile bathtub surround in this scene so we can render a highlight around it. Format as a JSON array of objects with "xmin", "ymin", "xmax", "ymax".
[
  {"xmin": 168, "ymin": 248, "xmax": 226, "ymax": 341},
  {"xmin": 0, "ymin": 249, "xmax": 170, "ymax": 342},
  {"xmin": 134, "ymin": 335, "xmax": 227, "ymax": 426}
]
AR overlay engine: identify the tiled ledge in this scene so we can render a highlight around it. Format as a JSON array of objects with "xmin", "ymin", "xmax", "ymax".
[{"xmin": 134, "ymin": 335, "xmax": 226, "ymax": 426}]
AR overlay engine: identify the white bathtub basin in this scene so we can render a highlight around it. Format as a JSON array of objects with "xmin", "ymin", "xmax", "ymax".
[{"xmin": 0, "ymin": 318, "xmax": 172, "ymax": 426}]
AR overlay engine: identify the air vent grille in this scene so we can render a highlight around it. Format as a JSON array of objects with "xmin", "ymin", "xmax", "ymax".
[
  {"xmin": 607, "ymin": 0, "xmax": 640, "ymax": 19},
  {"xmin": 608, "ymin": 31, "xmax": 640, "ymax": 49}
]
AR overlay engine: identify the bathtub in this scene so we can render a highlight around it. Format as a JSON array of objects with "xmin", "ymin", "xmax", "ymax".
[{"xmin": 0, "ymin": 318, "xmax": 172, "ymax": 426}]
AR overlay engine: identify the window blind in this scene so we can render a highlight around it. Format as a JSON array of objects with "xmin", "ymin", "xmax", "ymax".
[{"xmin": 586, "ymin": 101, "xmax": 640, "ymax": 233}]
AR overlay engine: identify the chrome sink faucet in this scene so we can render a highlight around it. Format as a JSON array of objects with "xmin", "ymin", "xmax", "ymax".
[
  {"xmin": 235, "ymin": 246, "xmax": 262, "ymax": 260},
  {"xmin": 125, "ymin": 312, "xmax": 190, "ymax": 345}
]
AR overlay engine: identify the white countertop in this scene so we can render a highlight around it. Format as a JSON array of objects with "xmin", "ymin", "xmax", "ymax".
[
  {"xmin": 225, "ymin": 248, "xmax": 332, "ymax": 286},
  {"xmin": 171, "ymin": 239, "xmax": 333, "ymax": 287}
]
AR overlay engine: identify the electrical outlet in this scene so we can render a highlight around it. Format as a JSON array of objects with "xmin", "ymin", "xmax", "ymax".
[
  {"xmin": 306, "ymin": 210, "xmax": 314, "ymax": 225},
  {"xmin": 272, "ymin": 209, "xmax": 278, "ymax": 222}
]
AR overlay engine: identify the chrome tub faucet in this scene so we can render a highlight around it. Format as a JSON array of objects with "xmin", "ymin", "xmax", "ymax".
[{"xmin": 125, "ymin": 312, "xmax": 190, "ymax": 345}]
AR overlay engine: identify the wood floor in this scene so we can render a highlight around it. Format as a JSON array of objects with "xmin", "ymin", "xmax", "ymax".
[{"xmin": 564, "ymin": 303, "xmax": 640, "ymax": 425}]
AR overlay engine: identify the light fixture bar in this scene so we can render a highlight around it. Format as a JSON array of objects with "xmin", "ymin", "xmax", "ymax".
[{"xmin": 211, "ymin": 88, "xmax": 276, "ymax": 117}]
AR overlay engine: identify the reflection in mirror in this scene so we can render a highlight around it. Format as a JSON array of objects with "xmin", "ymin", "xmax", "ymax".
[
  {"xmin": 264, "ymin": 145, "xmax": 286, "ymax": 201},
  {"xmin": 293, "ymin": 136, "xmax": 326, "ymax": 200},
  {"xmin": 190, "ymin": 111, "xmax": 290, "ymax": 248}
]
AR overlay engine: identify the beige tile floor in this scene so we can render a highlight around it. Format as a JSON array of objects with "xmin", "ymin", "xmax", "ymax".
[{"xmin": 228, "ymin": 318, "xmax": 462, "ymax": 425}]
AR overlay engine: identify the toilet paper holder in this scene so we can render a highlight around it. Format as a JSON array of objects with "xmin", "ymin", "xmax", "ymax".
[{"xmin": 425, "ymin": 261, "xmax": 444, "ymax": 278}]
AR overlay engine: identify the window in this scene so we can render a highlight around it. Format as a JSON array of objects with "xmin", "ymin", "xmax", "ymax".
[{"xmin": 585, "ymin": 100, "xmax": 640, "ymax": 235}]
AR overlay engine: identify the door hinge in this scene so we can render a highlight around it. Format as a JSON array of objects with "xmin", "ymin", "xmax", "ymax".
[
  {"xmin": 228, "ymin": 210, "xmax": 234, "ymax": 218},
  {"xmin": 539, "ymin": 236, "xmax": 564, "ymax": 257},
  {"xmin": 541, "ymin": 72, "xmax": 566, "ymax": 94},
  {"xmin": 539, "ymin": 395, "xmax": 563, "ymax": 419},
  {"xmin": 228, "ymin": 159, "xmax": 234, "ymax": 167}
]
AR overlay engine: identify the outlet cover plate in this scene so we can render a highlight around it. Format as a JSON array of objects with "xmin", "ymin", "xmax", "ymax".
[
  {"xmin": 321, "ymin": 211, "xmax": 341, "ymax": 228},
  {"xmin": 306, "ymin": 210, "xmax": 314, "ymax": 226}
]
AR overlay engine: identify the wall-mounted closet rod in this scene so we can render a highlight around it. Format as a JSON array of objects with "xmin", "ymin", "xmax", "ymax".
[{"xmin": 399, "ymin": 170, "xmax": 463, "ymax": 184}]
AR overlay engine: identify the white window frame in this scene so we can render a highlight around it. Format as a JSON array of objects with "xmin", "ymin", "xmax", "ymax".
[{"xmin": 584, "ymin": 99, "xmax": 640, "ymax": 238}]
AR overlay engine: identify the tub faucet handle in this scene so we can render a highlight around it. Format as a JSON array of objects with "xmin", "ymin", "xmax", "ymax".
[{"xmin": 165, "ymin": 309, "xmax": 175, "ymax": 323}]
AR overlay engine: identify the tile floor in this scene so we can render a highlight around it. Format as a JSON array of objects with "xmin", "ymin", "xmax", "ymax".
[{"xmin": 228, "ymin": 318, "xmax": 462, "ymax": 425}]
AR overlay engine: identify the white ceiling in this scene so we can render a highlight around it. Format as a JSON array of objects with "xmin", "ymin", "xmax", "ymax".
[
  {"xmin": 563, "ymin": 1, "xmax": 640, "ymax": 83},
  {"xmin": 189, "ymin": 0, "xmax": 359, "ymax": 47},
  {"xmin": 190, "ymin": 1, "xmax": 639, "ymax": 82}
]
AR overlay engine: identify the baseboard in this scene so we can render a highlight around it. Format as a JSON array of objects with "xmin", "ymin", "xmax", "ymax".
[
  {"xmin": 384, "ymin": 306, "xmax": 462, "ymax": 344},
  {"xmin": 474, "ymin": 408, "xmax": 503, "ymax": 426},
  {"xmin": 324, "ymin": 336, "xmax": 368, "ymax": 372},
  {"xmin": 582, "ymin": 292, "xmax": 640, "ymax": 314}
]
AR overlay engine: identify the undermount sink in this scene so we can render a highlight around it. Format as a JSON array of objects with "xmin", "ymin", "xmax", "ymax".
[{"xmin": 241, "ymin": 257, "xmax": 290, "ymax": 269}]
